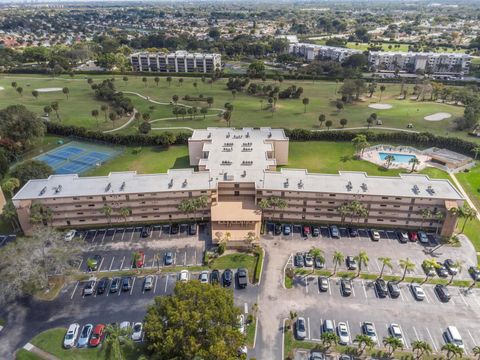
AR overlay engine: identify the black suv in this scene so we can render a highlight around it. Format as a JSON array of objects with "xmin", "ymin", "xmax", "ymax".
[
  {"xmin": 375, "ymin": 278, "xmax": 388, "ymax": 298},
  {"xmin": 340, "ymin": 279, "xmax": 352, "ymax": 296},
  {"xmin": 122, "ymin": 276, "xmax": 132, "ymax": 291},
  {"xmin": 141, "ymin": 226, "xmax": 151, "ymax": 238},
  {"xmin": 387, "ymin": 281, "xmax": 401, "ymax": 298},
  {"xmin": 274, "ymin": 224, "xmax": 282, "ymax": 235},
  {"xmin": 237, "ymin": 268, "xmax": 248, "ymax": 289},
  {"xmin": 96, "ymin": 277, "xmax": 110, "ymax": 294},
  {"xmin": 210, "ymin": 269, "xmax": 220, "ymax": 285},
  {"xmin": 170, "ymin": 224, "xmax": 179, "ymax": 235},
  {"xmin": 223, "ymin": 269, "xmax": 233, "ymax": 287},
  {"xmin": 435, "ymin": 284, "xmax": 451, "ymax": 302},
  {"xmin": 188, "ymin": 224, "xmax": 197, "ymax": 236}
]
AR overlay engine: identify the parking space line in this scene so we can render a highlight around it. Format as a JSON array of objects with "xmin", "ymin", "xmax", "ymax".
[
  {"xmin": 351, "ymin": 282, "xmax": 356, "ymax": 297},
  {"xmin": 468, "ymin": 330, "xmax": 477, "ymax": 347},
  {"xmin": 130, "ymin": 277, "xmax": 136, "ymax": 295},
  {"xmin": 184, "ymin": 252, "xmax": 187, "ymax": 266},
  {"xmin": 164, "ymin": 274, "xmax": 169, "ymax": 293},
  {"xmin": 399, "ymin": 324, "xmax": 409, "ymax": 349},
  {"xmin": 361, "ymin": 280, "xmax": 368, "ymax": 299},
  {"xmin": 130, "ymin": 230, "xmax": 134, "ymax": 241},
  {"xmin": 100, "ymin": 230, "xmax": 106, "ymax": 246},
  {"xmin": 374, "ymin": 259, "xmax": 381, "ymax": 272},
  {"xmin": 412, "ymin": 326, "xmax": 420, "ymax": 341},
  {"xmin": 70, "ymin": 281, "xmax": 79, "ymax": 300},
  {"xmin": 77, "ymin": 259, "xmax": 83, "ymax": 271},
  {"xmin": 307, "ymin": 317, "xmax": 311, "ymax": 340},
  {"xmin": 423, "ymin": 288, "xmax": 431, "ymax": 304},
  {"xmin": 425, "ymin": 327, "xmax": 437, "ymax": 352},
  {"xmin": 98, "ymin": 257, "xmax": 105, "ymax": 272},
  {"xmin": 109, "ymin": 257, "xmax": 115, "ymax": 271},
  {"xmin": 305, "ymin": 276, "xmax": 308, "ymax": 294},
  {"xmin": 120, "ymin": 256, "xmax": 125, "ymax": 270},
  {"xmin": 328, "ymin": 279, "xmax": 332, "ymax": 295},
  {"xmin": 153, "ymin": 275, "xmax": 158, "ymax": 293},
  {"xmin": 458, "ymin": 291, "xmax": 469, "ymax": 307},
  {"xmin": 121, "ymin": 229, "xmax": 126, "ymax": 241},
  {"xmin": 346, "ymin": 321, "xmax": 352, "ymax": 344}
]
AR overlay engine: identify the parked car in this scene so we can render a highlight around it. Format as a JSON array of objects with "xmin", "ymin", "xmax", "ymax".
[
  {"xmin": 133, "ymin": 250, "xmax": 145, "ymax": 268},
  {"xmin": 387, "ymin": 281, "xmax": 401, "ymax": 298},
  {"xmin": 422, "ymin": 261, "xmax": 436, "ymax": 277},
  {"xmin": 283, "ymin": 224, "xmax": 291, "ymax": 236},
  {"xmin": 312, "ymin": 226, "xmax": 320, "ymax": 237},
  {"xmin": 318, "ymin": 277, "xmax": 329, "ymax": 292},
  {"xmin": 141, "ymin": 226, "xmax": 150, "ymax": 238},
  {"xmin": 170, "ymin": 224, "xmax": 179, "ymax": 234},
  {"xmin": 346, "ymin": 256, "xmax": 357, "ymax": 270},
  {"xmin": 131, "ymin": 322, "xmax": 143, "ymax": 341},
  {"xmin": 303, "ymin": 225, "xmax": 311, "ymax": 237},
  {"xmin": 370, "ymin": 230, "xmax": 380, "ymax": 241},
  {"xmin": 199, "ymin": 270, "xmax": 209, "ymax": 284},
  {"xmin": 375, "ymin": 278, "xmax": 388, "ymax": 298},
  {"xmin": 294, "ymin": 253, "xmax": 305, "ymax": 267},
  {"xmin": 87, "ymin": 255, "xmax": 102, "ymax": 271},
  {"xmin": 223, "ymin": 268, "xmax": 233, "ymax": 286},
  {"xmin": 411, "ymin": 283, "xmax": 426, "ymax": 301},
  {"xmin": 418, "ymin": 231, "xmax": 429, "ymax": 244},
  {"xmin": 144, "ymin": 275, "xmax": 154, "ymax": 291},
  {"xmin": 122, "ymin": 276, "xmax": 132, "ymax": 291},
  {"xmin": 188, "ymin": 223, "xmax": 197, "ymax": 236},
  {"xmin": 445, "ymin": 326, "xmax": 464, "ymax": 349},
  {"xmin": 96, "ymin": 277, "xmax": 110, "ymax": 294},
  {"xmin": 64, "ymin": 230, "xmax": 76, "ymax": 242},
  {"xmin": 436, "ymin": 262, "xmax": 449, "ymax": 278},
  {"xmin": 89, "ymin": 324, "xmax": 106, "ymax": 347},
  {"xmin": 435, "ymin": 284, "xmax": 451, "ymax": 302},
  {"xmin": 389, "ymin": 323, "xmax": 404, "ymax": 345},
  {"xmin": 274, "ymin": 223, "xmax": 282, "ymax": 235},
  {"xmin": 396, "ymin": 231, "xmax": 409, "ymax": 243},
  {"xmin": 63, "ymin": 323, "xmax": 80, "ymax": 349},
  {"xmin": 311, "ymin": 351, "xmax": 325, "ymax": 360},
  {"xmin": 340, "ymin": 279, "xmax": 352, "ymax": 296},
  {"xmin": 77, "ymin": 324, "xmax": 93, "ymax": 348},
  {"xmin": 469, "ymin": 266, "xmax": 480, "ymax": 281},
  {"xmin": 83, "ymin": 277, "xmax": 97, "ymax": 296},
  {"xmin": 362, "ymin": 321, "xmax": 377, "ymax": 344},
  {"xmin": 238, "ymin": 314, "xmax": 245, "ymax": 334},
  {"xmin": 119, "ymin": 321, "xmax": 131, "ymax": 342},
  {"xmin": 337, "ymin": 322, "xmax": 350, "ymax": 345},
  {"xmin": 408, "ymin": 231, "xmax": 418, "ymax": 242},
  {"xmin": 444, "ymin": 259, "xmax": 459, "ymax": 275},
  {"xmin": 304, "ymin": 254, "xmax": 314, "ymax": 267},
  {"xmin": 210, "ymin": 269, "xmax": 220, "ymax": 285},
  {"xmin": 296, "ymin": 317, "xmax": 307, "ymax": 340},
  {"xmin": 179, "ymin": 270, "xmax": 189, "ymax": 282},
  {"xmin": 348, "ymin": 227, "xmax": 358, "ymax": 237},
  {"xmin": 237, "ymin": 268, "xmax": 248, "ymax": 289},
  {"xmin": 323, "ymin": 319, "xmax": 334, "ymax": 333},
  {"xmin": 314, "ymin": 257, "xmax": 324, "ymax": 269},
  {"xmin": 110, "ymin": 277, "xmax": 121, "ymax": 293},
  {"xmin": 330, "ymin": 225, "xmax": 340, "ymax": 238},
  {"xmin": 164, "ymin": 251, "xmax": 174, "ymax": 266}
]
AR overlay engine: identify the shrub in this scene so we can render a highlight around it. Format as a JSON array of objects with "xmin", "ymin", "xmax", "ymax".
[{"xmin": 218, "ymin": 243, "xmax": 226, "ymax": 255}]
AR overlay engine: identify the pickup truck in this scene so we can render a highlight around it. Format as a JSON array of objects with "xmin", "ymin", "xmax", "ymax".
[{"xmin": 237, "ymin": 268, "xmax": 248, "ymax": 289}]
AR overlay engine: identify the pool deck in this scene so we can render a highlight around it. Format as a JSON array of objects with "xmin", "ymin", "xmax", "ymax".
[{"xmin": 361, "ymin": 145, "xmax": 430, "ymax": 171}]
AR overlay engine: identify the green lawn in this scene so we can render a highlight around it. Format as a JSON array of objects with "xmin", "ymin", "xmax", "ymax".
[
  {"xmin": 209, "ymin": 253, "xmax": 258, "ymax": 282},
  {"xmin": 0, "ymin": 74, "xmax": 473, "ymax": 141},
  {"xmin": 15, "ymin": 349, "xmax": 42, "ymax": 360},
  {"xmin": 28, "ymin": 328, "xmax": 143, "ymax": 360},
  {"xmin": 456, "ymin": 163, "xmax": 480, "ymax": 210}
]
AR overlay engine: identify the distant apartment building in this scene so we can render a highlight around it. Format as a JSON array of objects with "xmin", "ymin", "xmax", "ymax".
[
  {"xmin": 130, "ymin": 51, "xmax": 221, "ymax": 73},
  {"xmin": 13, "ymin": 128, "xmax": 463, "ymax": 246},
  {"xmin": 288, "ymin": 43, "xmax": 362, "ymax": 62},
  {"xmin": 368, "ymin": 51, "xmax": 471, "ymax": 75}
]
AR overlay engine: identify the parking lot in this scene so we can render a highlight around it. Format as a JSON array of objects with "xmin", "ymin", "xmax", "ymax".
[{"xmin": 290, "ymin": 273, "xmax": 480, "ymax": 355}]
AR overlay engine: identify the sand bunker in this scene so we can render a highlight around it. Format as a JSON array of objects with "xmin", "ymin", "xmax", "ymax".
[
  {"xmin": 368, "ymin": 103, "xmax": 393, "ymax": 110},
  {"xmin": 424, "ymin": 112, "xmax": 452, "ymax": 121},
  {"xmin": 35, "ymin": 87, "xmax": 63, "ymax": 93},
  {"xmin": 0, "ymin": 86, "xmax": 4, "ymax": 91}
]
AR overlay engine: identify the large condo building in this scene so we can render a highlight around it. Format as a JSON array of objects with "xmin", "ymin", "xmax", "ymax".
[
  {"xmin": 289, "ymin": 43, "xmax": 362, "ymax": 62},
  {"xmin": 13, "ymin": 128, "xmax": 463, "ymax": 247},
  {"xmin": 368, "ymin": 51, "xmax": 471, "ymax": 75},
  {"xmin": 130, "ymin": 51, "xmax": 221, "ymax": 73}
]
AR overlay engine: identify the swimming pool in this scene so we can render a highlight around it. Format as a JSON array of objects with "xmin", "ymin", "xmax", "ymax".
[{"xmin": 378, "ymin": 152, "xmax": 417, "ymax": 164}]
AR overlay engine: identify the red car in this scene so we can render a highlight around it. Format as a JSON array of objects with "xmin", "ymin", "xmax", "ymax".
[
  {"xmin": 408, "ymin": 231, "xmax": 418, "ymax": 242},
  {"xmin": 89, "ymin": 324, "xmax": 106, "ymax": 347},
  {"xmin": 303, "ymin": 226, "xmax": 311, "ymax": 236},
  {"xmin": 134, "ymin": 251, "xmax": 145, "ymax": 268}
]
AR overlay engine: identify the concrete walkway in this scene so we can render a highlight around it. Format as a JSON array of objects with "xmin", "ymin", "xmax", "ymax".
[
  {"xmin": 102, "ymin": 108, "xmax": 138, "ymax": 133},
  {"xmin": 23, "ymin": 343, "xmax": 60, "ymax": 360},
  {"xmin": 313, "ymin": 126, "xmax": 419, "ymax": 133}
]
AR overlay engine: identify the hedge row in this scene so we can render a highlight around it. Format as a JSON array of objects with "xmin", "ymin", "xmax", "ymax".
[{"xmin": 45, "ymin": 122, "xmax": 479, "ymax": 157}]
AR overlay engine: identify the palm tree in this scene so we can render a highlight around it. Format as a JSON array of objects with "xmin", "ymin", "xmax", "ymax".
[
  {"xmin": 412, "ymin": 340, "xmax": 432, "ymax": 359},
  {"xmin": 2, "ymin": 178, "xmax": 20, "ymax": 197},
  {"xmin": 433, "ymin": 211, "xmax": 445, "ymax": 235},
  {"xmin": 200, "ymin": 107, "xmax": 208, "ymax": 119},
  {"xmin": 379, "ymin": 85, "xmax": 386, "ymax": 102},
  {"xmin": 154, "ymin": 76, "xmax": 160, "ymax": 86},
  {"xmin": 102, "ymin": 323, "xmax": 133, "ymax": 360},
  {"xmin": 11, "ymin": 81, "xmax": 17, "ymax": 89},
  {"xmin": 422, "ymin": 258, "xmax": 439, "ymax": 283},
  {"xmin": 16, "ymin": 87, "xmax": 23, "ymax": 97},
  {"xmin": 332, "ymin": 251, "xmax": 344, "ymax": 275},
  {"xmin": 384, "ymin": 154, "xmax": 395, "ymax": 168},
  {"xmin": 178, "ymin": 78, "xmax": 184, "ymax": 86},
  {"xmin": 302, "ymin": 97, "xmax": 309, "ymax": 113},
  {"xmin": 43, "ymin": 105, "xmax": 52, "ymax": 118},
  {"xmin": 51, "ymin": 102, "xmax": 60, "ymax": 121},
  {"xmin": 399, "ymin": 258, "xmax": 415, "ymax": 282},
  {"xmin": 318, "ymin": 114, "xmax": 326, "ymax": 128},
  {"xmin": 166, "ymin": 76, "xmax": 172, "ymax": 86},
  {"xmin": 337, "ymin": 204, "xmax": 351, "ymax": 224},
  {"xmin": 62, "ymin": 87, "xmax": 70, "ymax": 100},
  {"xmin": 447, "ymin": 260, "xmax": 462, "ymax": 285},
  {"xmin": 101, "ymin": 204, "xmax": 113, "ymax": 223},
  {"xmin": 409, "ymin": 157, "xmax": 420, "ymax": 173},
  {"xmin": 2, "ymin": 200, "xmax": 21, "ymax": 231},
  {"xmin": 122, "ymin": 76, "xmax": 128, "ymax": 86},
  {"xmin": 383, "ymin": 336, "xmax": 403, "ymax": 356},
  {"xmin": 458, "ymin": 203, "xmax": 477, "ymax": 234},
  {"xmin": 472, "ymin": 146, "xmax": 480, "ymax": 160},
  {"xmin": 101, "ymin": 104, "xmax": 108, "ymax": 121},
  {"xmin": 355, "ymin": 250, "xmax": 369, "ymax": 277},
  {"xmin": 441, "ymin": 343, "xmax": 463, "ymax": 359},
  {"xmin": 378, "ymin": 257, "xmax": 393, "ymax": 278},
  {"xmin": 258, "ymin": 198, "xmax": 271, "ymax": 223},
  {"xmin": 352, "ymin": 134, "xmax": 370, "ymax": 156},
  {"xmin": 142, "ymin": 77, "xmax": 147, "ymax": 87},
  {"xmin": 309, "ymin": 247, "xmax": 324, "ymax": 274},
  {"xmin": 419, "ymin": 208, "xmax": 432, "ymax": 229},
  {"xmin": 472, "ymin": 345, "xmax": 480, "ymax": 359},
  {"xmin": 223, "ymin": 110, "xmax": 232, "ymax": 127},
  {"xmin": 119, "ymin": 207, "xmax": 131, "ymax": 223},
  {"xmin": 320, "ymin": 332, "xmax": 338, "ymax": 350},
  {"xmin": 91, "ymin": 109, "xmax": 99, "ymax": 127},
  {"xmin": 340, "ymin": 118, "xmax": 348, "ymax": 128},
  {"xmin": 32, "ymin": 90, "xmax": 39, "ymax": 99},
  {"xmin": 172, "ymin": 95, "xmax": 179, "ymax": 104},
  {"xmin": 355, "ymin": 334, "xmax": 374, "ymax": 354}
]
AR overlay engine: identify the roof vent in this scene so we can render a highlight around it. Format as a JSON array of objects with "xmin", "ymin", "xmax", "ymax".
[
  {"xmin": 268, "ymin": 132, "xmax": 272, "ymax": 138},
  {"xmin": 426, "ymin": 185, "xmax": 435, "ymax": 195},
  {"xmin": 284, "ymin": 178, "xmax": 289, "ymax": 188},
  {"xmin": 105, "ymin": 183, "xmax": 111, "ymax": 192},
  {"xmin": 242, "ymin": 170, "xmax": 247, "ymax": 177},
  {"xmin": 226, "ymin": 132, "xmax": 230, "ymax": 138},
  {"xmin": 413, "ymin": 184, "xmax": 420, "ymax": 194},
  {"xmin": 120, "ymin": 182, "xmax": 126, "ymax": 191},
  {"xmin": 246, "ymin": 132, "xmax": 250, "ymax": 138},
  {"xmin": 182, "ymin": 179, "xmax": 188, "ymax": 188},
  {"xmin": 361, "ymin": 183, "xmax": 368, "ymax": 192},
  {"xmin": 39, "ymin": 186, "xmax": 47, "ymax": 196},
  {"xmin": 168, "ymin": 179, "xmax": 173, "ymax": 188},
  {"xmin": 54, "ymin": 185, "xmax": 62, "ymax": 194},
  {"xmin": 207, "ymin": 132, "xmax": 211, "ymax": 138},
  {"xmin": 346, "ymin": 181, "xmax": 353, "ymax": 191},
  {"xmin": 298, "ymin": 180, "xmax": 304, "ymax": 189}
]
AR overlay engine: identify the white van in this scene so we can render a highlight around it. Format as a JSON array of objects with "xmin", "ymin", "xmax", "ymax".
[
  {"xmin": 445, "ymin": 326, "xmax": 464, "ymax": 349},
  {"xmin": 323, "ymin": 319, "xmax": 334, "ymax": 334}
]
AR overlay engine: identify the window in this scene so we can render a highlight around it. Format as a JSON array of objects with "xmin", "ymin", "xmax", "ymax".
[
  {"xmin": 328, "ymin": 201, "xmax": 335, "ymax": 205},
  {"xmin": 73, "ymin": 197, "xmax": 79, "ymax": 200},
  {"xmin": 102, "ymin": 196, "xmax": 106, "ymax": 201},
  {"xmin": 377, "ymin": 219, "xmax": 384, "ymax": 222},
  {"xmin": 395, "ymin": 197, "xmax": 402, "ymax": 200},
  {"xmin": 66, "ymin": 220, "xmax": 71, "ymax": 225},
  {"xmin": 380, "ymin": 204, "xmax": 387, "ymax": 207},
  {"xmin": 329, "ymin": 194, "xmax": 336, "ymax": 197},
  {"xmin": 75, "ymin": 205, "xmax": 82, "ymax": 208},
  {"xmin": 382, "ymin": 197, "xmax": 388, "ymax": 200},
  {"xmin": 88, "ymin": 204, "xmax": 95, "ymax": 207},
  {"xmin": 77, "ymin": 212, "xmax": 84, "ymax": 215},
  {"xmin": 394, "ymin": 205, "xmax": 400, "ymax": 208},
  {"xmin": 234, "ymin": 184, "xmax": 240, "ymax": 189},
  {"xmin": 201, "ymin": 191, "xmax": 207, "ymax": 194}
]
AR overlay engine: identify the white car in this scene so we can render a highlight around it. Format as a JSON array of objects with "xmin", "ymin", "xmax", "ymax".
[
  {"xmin": 144, "ymin": 275, "xmax": 154, "ymax": 291},
  {"xmin": 131, "ymin": 322, "xmax": 143, "ymax": 341},
  {"xmin": 179, "ymin": 270, "xmax": 189, "ymax": 282},
  {"xmin": 371, "ymin": 230, "xmax": 381, "ymax": 241},
  {"xmin": 83, "ymin": 277, "xmax": 97, "ymax": 296},
  {"xmin": 63, "ymin": 323, "xmax": 80, "ymax": 348},
  {"xmin": 337, "ymin": 322, "xmax": 350, "ymax": 345},
  {"xmin": 119, "ymin": 321, "xmax": 131, "ymax": 343},
  {"xmin": 411, "ymin": 283, "xmax": 426, "ymax": 301},
  {"xmin": 64, "ymin": 230, "xmax": 76, "ymax": 242},
  {"xmin": 199, "ymin": 271, "xmax": 209, "ymax": 284},
  {"xmin": 389, "ymin": 323, "xmax": 404, "ymax": 345},
  {"xmin": 238, "ymin": 314, "xmax": 245, "ymax": 334}
]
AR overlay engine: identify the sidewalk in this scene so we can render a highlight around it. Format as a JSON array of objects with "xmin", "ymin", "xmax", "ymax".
[{"xmin": 23, "ymin": 343, "xmax": 60, "ymax": 360}]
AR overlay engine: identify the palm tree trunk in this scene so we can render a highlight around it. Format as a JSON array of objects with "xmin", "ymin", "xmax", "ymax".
[
  {"xmin": 379, "ymin": 264, "xmax": 385, "ymax": 278},
  {"xmin": 401, "ymin": 267, "xmax": 407, "ymax": 282}
]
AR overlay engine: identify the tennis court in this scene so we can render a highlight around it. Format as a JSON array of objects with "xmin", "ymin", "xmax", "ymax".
[{"xmin": 36, "ymin": 141, "xmax": 121, "ymax": 174}]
